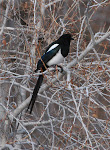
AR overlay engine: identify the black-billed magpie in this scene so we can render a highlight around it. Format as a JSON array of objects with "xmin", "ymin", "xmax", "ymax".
[{"xmin": 27, "ymin": 34, "xmax": 73, "ymax": 113}]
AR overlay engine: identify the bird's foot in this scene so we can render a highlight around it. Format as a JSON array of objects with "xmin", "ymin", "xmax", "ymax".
[
  {"xmin": 51, "ymin": 65, "xmax": 63, "ymax": 73},
  {"xmin": 56, "ymin": 65, "xmax": 63, "ymax": 73}
]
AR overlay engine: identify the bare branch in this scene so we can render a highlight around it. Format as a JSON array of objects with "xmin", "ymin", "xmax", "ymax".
[
  {"xmin": 11, "ymin": 30, "xmax": 110, "ymax": 117},
  {"xmin": 0, "ymin": 0, "xmax": 11, "ymax": 35}
]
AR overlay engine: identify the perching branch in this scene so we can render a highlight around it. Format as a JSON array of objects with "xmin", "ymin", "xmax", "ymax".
[{"xmin": 11, "ymin": 30, "xmax": 110, "ymax": 118}]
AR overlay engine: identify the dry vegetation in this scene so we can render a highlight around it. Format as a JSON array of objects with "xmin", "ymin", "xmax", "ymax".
[{"xmin": 0, "ymin": 0, "xmax": 110, "ymax": 149}]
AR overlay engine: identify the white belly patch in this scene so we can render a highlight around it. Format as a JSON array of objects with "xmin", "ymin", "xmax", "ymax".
[{"xmin": 47, "ymin": 49, "xmax": 64, "ymax": 66}]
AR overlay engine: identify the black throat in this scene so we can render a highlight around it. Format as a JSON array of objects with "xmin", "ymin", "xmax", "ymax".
[{"xmin": 56, "ymin": 38, "xmax": 71, "ymax": 57}]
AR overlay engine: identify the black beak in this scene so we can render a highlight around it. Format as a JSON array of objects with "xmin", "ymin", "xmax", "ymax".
[{"xmin": 71, "ymin": 37, "xmax": 74, "ymax": 40}]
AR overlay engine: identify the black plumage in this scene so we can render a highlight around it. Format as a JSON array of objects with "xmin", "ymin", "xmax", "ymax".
[{"xmin": 27, "ymin": 34, "xmax": 73, "ymax": 113}]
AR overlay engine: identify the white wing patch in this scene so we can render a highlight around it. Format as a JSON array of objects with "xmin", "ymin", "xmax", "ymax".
[
  {"xmin": 47, "ymin": 49, "xmax": 64, "ymax": 66},
  {"xmin": 46, "ymin": 44, "xmax": 59, "ymax": 53}
]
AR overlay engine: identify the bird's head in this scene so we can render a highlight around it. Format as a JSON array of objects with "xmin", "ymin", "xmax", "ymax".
[{"xmin": 57, "ymin": 34, "xmax": 74, "ymax": 45}]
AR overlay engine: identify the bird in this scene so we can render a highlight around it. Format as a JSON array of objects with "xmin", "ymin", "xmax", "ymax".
[{"xmin": 27, "ymin": 34, "xmax": 74, "ymax": 113}]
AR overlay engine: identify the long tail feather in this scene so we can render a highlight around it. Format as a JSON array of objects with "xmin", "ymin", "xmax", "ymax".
[{"xmin": 27, "ymin": 75, "xmax": 43, "ymax": 113}]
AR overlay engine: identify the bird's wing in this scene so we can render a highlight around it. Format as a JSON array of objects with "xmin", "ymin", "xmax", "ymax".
[
  {"xmin": 44, "ymin": 41, "xmax": 56, "ymax": 53},
  {"xmin": 37, "ymin": 44, "xmax": 61, "ymax": 70},
  {"xmin": 45, "ymin": 43, "xmax": 59, "ymax": 53}
]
